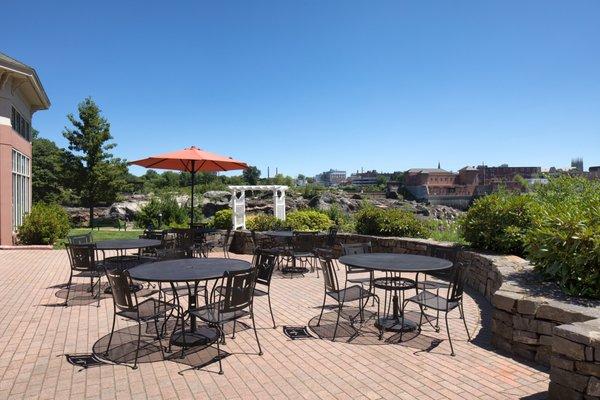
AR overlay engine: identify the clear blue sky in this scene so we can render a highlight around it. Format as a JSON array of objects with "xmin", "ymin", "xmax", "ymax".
[{"xmin": 4, "ymin": 1, "xmax": 600, "ymax": 177}]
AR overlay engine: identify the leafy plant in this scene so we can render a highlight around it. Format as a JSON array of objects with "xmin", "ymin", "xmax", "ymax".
[
  {"xmin": 461, "ymin": 190, "xmax": 539, "ymax": 255},
  {"xmin": 213, "ymin": 209, "xmax": 233, "ymax": 229},
  {"xmin": 18, "ymin": 203, "xmax": 71, "ymax": 245},
  {"xmin": 246, "ymin": 213, "xmax": 284, "ymax": 231},
  {"xmin": 525, "ymin": 177, "xmax": 600, "ymax": 297},
  {"xmin": 354, "ymin": 206, "xmax": 430, "ymax": 238},
  {"xmin": 284, "ymin": 210, "xmax": 333, "ymax": 231},
  {"xmin": 135, "ymin": 195, "xmax": 188, "ymax": 229}
]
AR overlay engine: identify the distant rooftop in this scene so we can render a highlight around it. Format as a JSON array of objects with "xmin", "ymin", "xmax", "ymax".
[{"xmin": 406, "ymin": 168, "xmax": 451, "ymax": 174}]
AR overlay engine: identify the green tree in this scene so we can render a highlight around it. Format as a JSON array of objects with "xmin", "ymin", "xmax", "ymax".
[
  {"xmin": 62, "ymin": 97, "xmax": 130, "ymax": 226},
  {"xmin": 31, "ymin": 130, "xmax": 65, "ymax": 203},
  {"xmin": 243, "ymin": 166, "xmax": 261, "ymax": 185}
]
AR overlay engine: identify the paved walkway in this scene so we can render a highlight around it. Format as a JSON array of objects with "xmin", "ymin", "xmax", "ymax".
[{"xmin": 0, "ymin": 250, "xmax": 549, "ymax": 399}]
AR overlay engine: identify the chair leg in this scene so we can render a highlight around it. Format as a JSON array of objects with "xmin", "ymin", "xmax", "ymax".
[
  {"xmin": 104, "ymin": 311, "xmax": 117, "ymax": 357},
  {"xmin": 96, "ymin": 276, "xmax": 101, "ymax": 308},
  {"xmin": 133, "ymin": 321, "xmax": 142, "ymax": 369},
  {"xmin": 316, "ymin": 293, "xmax": 327, "ymax": 326},
  {"xmin": 332, "ymin": 301, "xmax": 342, "ymax": 342},
  {"xmin": 250, "ymin": 309, "xmax": 263, "ymax": 356},
  {"xmin": 215, "ymin": 324, "xmax": 224, "ymax": 375},
  {"xmin": 459, "ymin": 302, "xmax": 471, "ymax": 341},
  {"xmin": 232, "ymin": 321, "xmax": 237, "ymax": 339},
  {"xmin": 154, "ymin": 317, "xmax": 165, "ymax": 359},
  {"xmin": 64, "ymin": 272, "xmax": 73, "ymax": 306},
  {"xmin": 267, "ymin": 290, "xmax": 276, "ymax": 329},
  {"xmin": 445, "ymin": 312, "xmax": 455, "ymax": 356}
]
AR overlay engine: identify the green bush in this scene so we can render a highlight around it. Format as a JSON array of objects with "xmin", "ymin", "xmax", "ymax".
[
  {"xmin": 284, "ymin": 210, "xmax": 333, "ymax": 231},
  {"xmin": 246, "ymin": 213, "xmax": 284, "ymax": 231},
  {"xmin": 461, "ymin": 191, "xmax": 539, "ymax": 255},
  {"xmin": 526, "ymin": 177, "xmax": 600, "ymax": 298},
  {"xmin": 18, "ymin": 203, "xmax": 71, "ymax": 245},
  {"xmin": 213, "ymin": 209, "xmax": 233, "ymax": 229},
  {"xmin": 355, "ymin": 206, "xmax": 430, "ymax": 238},
  {"xmin": 135, "ymin": 195, "xmax": 188, "ymax": 229},
  {"xmin": 324, "ymin": 205, "xmax": 356, "ymax": 232}
]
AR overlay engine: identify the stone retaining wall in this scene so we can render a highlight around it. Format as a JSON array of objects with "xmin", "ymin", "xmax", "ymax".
[{"xmin": 229, "ymin": 230, "xmax": 600, "ymax": 398}]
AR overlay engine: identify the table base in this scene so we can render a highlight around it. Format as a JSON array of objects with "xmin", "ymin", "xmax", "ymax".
[
  {"xmin": 376, "ymin": 316, "xmax": 418, "ymax": 332},
  {"xmin": 170, "ymin": 327, "xmax": 219, "ymax": 348}
]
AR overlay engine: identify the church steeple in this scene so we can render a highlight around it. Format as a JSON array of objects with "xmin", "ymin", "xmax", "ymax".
[{"xmin": 437, "ymin": 161, "xmax": 441, "ymax": 169}]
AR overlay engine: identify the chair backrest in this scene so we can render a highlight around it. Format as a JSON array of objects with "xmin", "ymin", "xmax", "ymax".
[
  {"xmin": 292, "ymin": 232, "xmax": 317, "ymax": 253},
  {"xmin": 170, "ymin": 228, "xmax": 194, "ymax": 256},
  {"xmin": 428, "ymin": 245, "xmax": 461, "ymax": 279},
  {"xmin": 65, "ymin": 243, "xmax": 97, "ymax": 272},
  {"xmin": 67, "ymin": 233, "xmax": 92, "ymax": 245},
  {"xmin": 341, "ymin": 242, "xmax": 372, "ymax": 255},
  {"xmin": 447, "ymin": 262, "xmax": 470, "ymax": 303},
  {"xmin": 254, "ymin": 249, "xmax": 277, "ymax": 286},
  {"xmin": 316, "ymin": 251, "xmax": 340, "ymax": 293},
  {"xmin": 216, "ymin": 269, "xmax": 257, "ymax": 314},
  {"xmin": 140, "ymin": 230, "xmax": 166, "ymax": 241},
  {"xmin": 104, "ymin": 268, "xmax": 137, "ymax": 312},
  {"xmin": 325, "ymin": 227, "xmax": 338, "ymax": 247}
]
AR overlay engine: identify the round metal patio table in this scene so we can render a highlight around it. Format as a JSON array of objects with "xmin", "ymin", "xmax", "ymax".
[
  {"xmin": 128, "ymin": 258, "xmax": 252, "ymax": 347},
  {"xmin": 94, "ymin": 238, "xmax": 162, "ymax": 251},
  {"xmin": 338, "ymin": 253, "xmax": 453, "ymax": 333}
]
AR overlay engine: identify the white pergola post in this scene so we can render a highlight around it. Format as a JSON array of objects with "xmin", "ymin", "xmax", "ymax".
[{"xmin": 228, "ymin": 185, "xmax": 288, "ymax": 230}]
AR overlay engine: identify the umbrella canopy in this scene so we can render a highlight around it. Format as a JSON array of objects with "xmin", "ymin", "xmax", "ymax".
[
  {"xmin": 128, "ymin": 146, "xmax": 248, "ymax": 225},
  {"xmin": 128, "ymin": 146, "xmax": 248, "ymax": 173}
]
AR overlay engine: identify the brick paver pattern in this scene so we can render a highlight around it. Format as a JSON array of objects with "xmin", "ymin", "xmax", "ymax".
[{"xmin": 0, "ymin": 250, "xmax": 549, "ymax": 399}]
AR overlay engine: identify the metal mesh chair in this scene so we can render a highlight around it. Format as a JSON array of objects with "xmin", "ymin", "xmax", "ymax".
[
  {"xmin": 253, "ymin": 249, "xmax": 278, "ymax": 328},
  {"xmin": 67, "ymin": 232, "xmax": 92, "ymax": 244},
  {"xmin": 64, "ymin": 243, "xmax": 104, "ymax": 307},
  {"xmin": 324, "ymin": 227, "xmax": 338, "ymax": 250},
  {"xmin": 401, "ymin": 262, "xmax": 472, "ymax": 355},
  {"xmin": 340, "ymin": 243, "xmax": 374, "ymax": 287},
  {"xmin": 103, "ymin": 268, "xmax": 179, "ymax": 369},
  {"xmin": 416, "ymin": 246, "xmax": 461, "ymax": 331},
  {"xmin": 213, "ymin": 229, "xmax": 233, "ymax": 258},
  {"xmin": 315, "ymin": 251, "xmax": 379, "ymax": 341},
  {"xmin": 285, "ymin": 232, "xmax": 317, "ymax": 277},
  {"xmin": 189, "ymin": 268, "xmax": 262, "ymax": 374}
]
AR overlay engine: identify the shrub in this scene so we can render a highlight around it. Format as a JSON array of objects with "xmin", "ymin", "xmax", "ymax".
[
  {"xmin": 284, "ymin": 210, "xmax": 333, "ymax": 231},
  {"xmin": 355, "ymin": 206, "xmax": 430, "ymax": 238},
  {"xmin": 18, "ymin": 203, "xmax": 71, "ymax": 245},
  {"xmin": 461, "ymin": 191, "xmax": 539, "ymax": 255},
  {"xmin": 525, "ymin": 177, "xmax": 600, "ymax": 297},
  {"xmin": 246, "ymin": 213, "xmax": 284, "ymax": 231},
  {"xmin": 427, "ymin": 219, "xmax": 467, "ymax": 244},
  {"xmin": 324, "ymin": 205, "xmax": 356, "ymax": 232},
  {"xmin": 135, "ymin": 195, "xmax": 188, "ymax": 229},
  {"xmin": 213, "ymin": 209, "xmax": 233, "ymax": 229}
]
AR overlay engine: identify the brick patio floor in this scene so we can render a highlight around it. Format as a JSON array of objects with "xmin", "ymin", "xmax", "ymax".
[{"xmin": 0, "ymin": 250, "xmax": 549, "ymax": 399}]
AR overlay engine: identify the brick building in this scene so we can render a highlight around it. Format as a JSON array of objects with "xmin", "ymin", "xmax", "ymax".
[{"xmin": 0, "ymin": 53, "xmax": 50, "ymax": 245}]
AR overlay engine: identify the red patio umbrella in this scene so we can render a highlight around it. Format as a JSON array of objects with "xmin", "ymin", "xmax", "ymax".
[{"xmin": 128, "ymin": 146, "xmax": 248, "ymax": 225}]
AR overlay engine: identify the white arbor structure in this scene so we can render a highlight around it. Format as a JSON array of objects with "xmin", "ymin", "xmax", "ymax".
[{"xmin": 228, "ymin": 185, "xmax": 288, "ymax": 230}]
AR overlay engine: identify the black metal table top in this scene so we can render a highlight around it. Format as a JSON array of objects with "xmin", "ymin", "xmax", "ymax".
[
  {"xmin": 94, "ymin": 239, "xmax": 162, "ymax": 250},
  {"xmin": 339, "ymin": 253, "xmax": 452, "ymax": 273},
  {"xmin": 128, "ymin": 258, "xmax": 252, "ymax": 283}
]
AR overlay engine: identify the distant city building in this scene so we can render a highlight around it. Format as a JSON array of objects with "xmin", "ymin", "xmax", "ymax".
[
  {"xmin": 476, "ymin": 165, "xmax": 541, "ymax": 184},
  {"xmin": 314, "ymin": 169, "xmax": 346, "ymax": 186},
  {"xmin": 571, "ymin": 158, "xmax": 584, "ymax": 172},
  {"xmin": 589, "ymin": 166, "xmax": 600, "ymax": 180},
  {"xmin": 348, "ymin": 170, "xmax": 379, "ymax": 185},
  {"xmin": 403, "ymin": 164, "xmax": 542, "ymax": 209}
]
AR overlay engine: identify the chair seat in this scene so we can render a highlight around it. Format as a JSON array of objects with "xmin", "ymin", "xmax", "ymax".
[
  {"xmin": 347, "ymin": 276, "xmax": 373, "ymax": 285},
  {"xmin": 327, "ymin": 285, "xmax": 372, "ymax": 303},
  {"xmin": 373, "ymin": 276, "xmax": 416, "ymax": 291},
  {"xmin": 253, "ymin": 287, "xmax": 269, "ymax": 297},
  {"xmin": 161, "ymin": 283, "xmax": 206, "ymax": 296},
  {"xmin": 189, "ymin": 303, "xmax": 250, "ymax": 324},
  {"xmin": 417, "ymin": 280, "xmax": 450, "ymax": 290},
  {"xmin": 117, "ymin": 298, "xmax": 177, "ymax": 321},
  {"xmin": 73, "ymin": 265, "xmax": 104, "ymax": 278},
  {"xmin": 406, "ymin": 290, "xmax": 458, "ymax": 311},
  {"xmin": 292, "ymin": 252, "xmax": 313, "ymax": 258}
]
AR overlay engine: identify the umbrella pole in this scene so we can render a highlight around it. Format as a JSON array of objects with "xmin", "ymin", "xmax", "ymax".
[{"xmin": 191, "ymin": 161, "xmax": 195, "ymax": 226}]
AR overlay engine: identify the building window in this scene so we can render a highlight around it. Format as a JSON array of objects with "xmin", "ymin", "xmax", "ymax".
[
  {"xmin": 10, "ymin": 106, "xmax": 31, "ymax": 141},
  {"xmin": 12, "ymin": 150, "xmax": 31, "ymax": 231}
]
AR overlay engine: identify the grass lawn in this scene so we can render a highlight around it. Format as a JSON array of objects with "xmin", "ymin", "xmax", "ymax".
[{"xmin": 54, "ymin": 227, "xmax": 144, "ymax": 249}]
